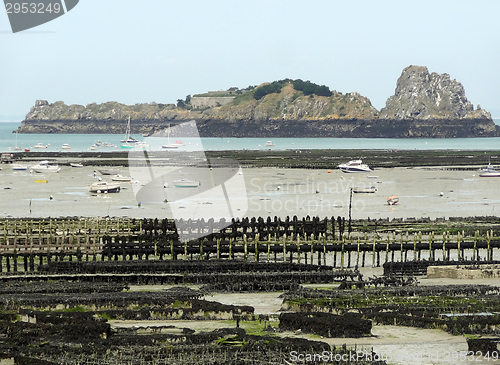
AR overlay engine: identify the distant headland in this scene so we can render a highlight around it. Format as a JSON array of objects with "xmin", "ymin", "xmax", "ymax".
[{"xmin": 16, "ymin": 66, "xmax": 498, "ymax": 138}]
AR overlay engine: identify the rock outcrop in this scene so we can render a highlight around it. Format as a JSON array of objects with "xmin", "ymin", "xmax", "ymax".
[
  {"xmin": 17, "ymin": 66, "xmax": 498, "ymax": 137},
  {"xmin": 379, "ymin": 65, "xmax": 491, "ymax": 120}
]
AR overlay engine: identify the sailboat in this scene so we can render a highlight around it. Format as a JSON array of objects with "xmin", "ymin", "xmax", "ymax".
[
  {"xmin": 13, "ymin": 131, "xmax": 22, "ymax": 151},
  {"xmin": 120, "ymin": 115, "xmax": 139, "ymax": 144},
  {"xmin": 162, "ymin": 124, "xmax": 179, "ymax": 149}
]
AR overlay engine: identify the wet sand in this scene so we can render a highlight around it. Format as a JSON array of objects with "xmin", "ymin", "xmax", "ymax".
[{"xmin": 0, "ymin": 165, "xmax": 497, "ymax": 220}]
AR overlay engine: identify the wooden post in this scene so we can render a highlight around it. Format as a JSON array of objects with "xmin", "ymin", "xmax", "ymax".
[
  {"xmin": 297, "ymin": 235, "xmax": 301, "ymax": 264},
  {"xmin": 413, "ymin": 233, "xmax": 417, "ymax": 261},
  {"xmin": 283, "ymin": 233, "xmax": 287, "ymax": 263},
  {"xmin": 356, "ymin": 234, "xmax": 360, "ymax": 268},
  {"xmin": 323, "ymin": 233, "xmax": 326, "ymax": 266},
  {"xmin": 385, "ymin": 233, "xmax": 389, "ymax": 264},
  {"xmin": 341, "ymin": 235, "xmax": 345, "ymax": 269},
  {"xmin": 170, "ymin": 239, "xmax": 174, "ymax": 260},
  {"xmin": 487, "ymin": 230, "xmax": 492, "ymax": 261},
  {"xmin": 442, "ymin": 231, "xmax": 446, "ymax": 261},
  {"xmin": 372, "ymin": 234, "xmax": 376, "ymax": 268},
  {"xmin": 473, "ymin": 231, "xmax": 478, "ymax": 261},
  {"xmin": 199, "ymin": 238, "xmax": 203, "ymax": 260},
  {"xmin": 310, "ymin": 238, "xmax": 314, "ymax": 265},
  {"xmin": 428, "ymin": 231, "xmax": 433, "ymax": 261},
  {"xmin": 457, "ymin": 231, "xmax": 461, "ymax": 261}
]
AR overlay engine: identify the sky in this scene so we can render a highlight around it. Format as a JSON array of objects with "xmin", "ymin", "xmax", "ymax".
[{"xmin": 1, "ymin": 0, "xmax": 500, "ymax": 121}]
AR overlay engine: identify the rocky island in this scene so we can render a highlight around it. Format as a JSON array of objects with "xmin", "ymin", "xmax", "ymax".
[{"xmin": 16, "ymin": 65, "xmax": 498, "ymax": 137}]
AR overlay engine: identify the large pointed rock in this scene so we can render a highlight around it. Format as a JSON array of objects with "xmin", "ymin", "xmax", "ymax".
[{"xmin": 379, "ymin": 65, "xmax": 491, "ymax": 120}]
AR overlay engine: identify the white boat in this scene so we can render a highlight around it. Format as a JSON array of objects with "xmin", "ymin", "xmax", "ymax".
[
  {"xmin": 31, "ymin": 160, "xmax": 61, "ymax": 173},
  {"xmin": 111, "ymin": 174, "xmax": 132, "ymax": 182},
  {"xmin": 173, "ymin": 179, "xmax": 201, "ymax": 188},
  {"xmin": 387, "ymin": 195, "xmax": 399, "ymax": 205},
  {"xmin": 88, "ymin": 181, "xmax": 121, "ymax": 193},
  {"xmin": 265, "ymin": 141, "xmax": 275, "ymax": 147},
  {"xmin": 162, "ymin": 144, "xmax": 179, "ymax": 149},
  {"xmin": 98, "ymin": 169, "xmax": 120, "ymax": 176},
  {"xmin": 101, "ymin": 142, "xmax": 114, "ymax": 147},
  {"xmin": 162, "ymin": 124, "xmax": 179, "ymax": 149},
  {"xmin": 89, "ymin": 144, "xmax": 98, "ymax": 150},
  {"xmin": 70, "ymin": 162, "xmax": 83, "ymax": 168},
  {"xmin": 62, "ymin": 144, "xmax": 71, "ymax": 149},
  {"xmin": 11, "ymin": 163, "xmax": 28, "ymax": 171},
  {"xmin": 120, "ymin": 115, "xmax": 139, "ymax": 143},
  {"xmin": 33, "ymin": 143, "xmax": 48, "ymax": 149},
  {"xmin": 352, "ymin": 186, "xmax": 377, "ymax": 193},
  {"xmin": 338, "ymin": 160, "xmax": 372, "ymax": 173},
  {"xmin": 479, "ymin": 164, "xmax": 500, "ymax": 177},
  {"xmin": 13, "ymin": 131, "xmax": 22, "ymax": 151}
]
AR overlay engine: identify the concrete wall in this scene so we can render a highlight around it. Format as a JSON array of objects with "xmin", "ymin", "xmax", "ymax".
[{"xmin": 190, "ymin": 96, "xmax": 235, "ymax": 109}]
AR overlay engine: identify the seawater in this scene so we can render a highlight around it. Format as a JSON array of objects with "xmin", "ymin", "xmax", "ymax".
[{"xmin": 1, "ymin": 121, "xmax": 500, "ymax": 152}]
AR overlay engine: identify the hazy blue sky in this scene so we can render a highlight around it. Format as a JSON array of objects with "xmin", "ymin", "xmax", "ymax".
[{"xmin": 2, "ymin": 0, "xmax": 500, "ymax": 120}]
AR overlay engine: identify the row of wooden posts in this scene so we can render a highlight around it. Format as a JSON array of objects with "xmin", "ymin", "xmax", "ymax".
[{"xmin": 0, "ymin": 223, "xmax": 498, "ymax": 273}]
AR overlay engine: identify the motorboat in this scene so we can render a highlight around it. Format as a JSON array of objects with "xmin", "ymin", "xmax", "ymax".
[
  {"xmin": 338, "ymin": 160, "xmax": 372, "ymax": 173},
  {"xmin": 111, "ymin": 174, "xmax": 132, "ymax": 182},
  {"xmin": 89, "ymin": 144, "xmax": 98, "ymax": 150},
  {"xmin": 88, "ymin": 181, "xmax": 121, "ymax": 193},
  {"xmin": 33, "ymin": 143, "xmax": 48, "ymax": 149},
  {"xmin": 387, "ymin": 195, "xmax": 399, "ymax": 205},
  {"xmin": 265, "ymin": 141, "xmax": 275, "ymax": 147},
  {"xmin": 479, "ymin": 164, "xmax": 500, "ymax": 177},
  {"xmin": 31, "ymin": 160, "xmax": 61, "ymax": 173},
  {"xmin": 70, "ymin": 162, "xmax": 83, "ymax": 168},
  {"xmin": 101, "ymin": 142, "xmax": 114, "ymax": 147},
  {"xmin": 62, "ymin": 144, "xmax": 71, "ymax": 149},
  {"xmin": 352, "ymin": 186, "xmax": 377, "ymax": 193},
  {"xmin": 11, "ymin": 163, "xmax": 28, "ymax": 171},
  {"xmin": 173, "ymin": 179, "xmax": 201, "ymax": 188}
]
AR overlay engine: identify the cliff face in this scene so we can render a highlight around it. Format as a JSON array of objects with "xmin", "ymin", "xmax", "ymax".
[
  {"xmin": 18, "ymin": 66, "xmax": 498, "ymax": 137},
  {"xmin": 379, "ymin": 65, "xmax": 491, "ymax": 120}
]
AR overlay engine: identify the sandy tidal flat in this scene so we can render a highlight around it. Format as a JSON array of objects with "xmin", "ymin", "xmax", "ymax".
[{"xmin": 0, "ymin": 165, "xmax": 497, "ymax": 219}]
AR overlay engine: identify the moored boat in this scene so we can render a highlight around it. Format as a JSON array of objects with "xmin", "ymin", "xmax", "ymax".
[
  {"xmin": 387, "ymin": 195, "xmax": 399, "ymax": 205},
  {"xmin": 11, "ymin": 163, "xmax": 28, "ymax": 171},
  {"xmin": 62, "ymin": 144, "xmax": 71, "ymax": 149},
  {"xmin": 338, "ymin": 160, "xmax": 372, "ymax": 173},
  {"xmin": 265, "ymin": 141, "xmax": 275, "ymax": 147},
  {"xmin": 111, "ymin": 174, "xmax": 132, "ymax": 182},
  {"xmin": 173, "ymin": 179, "xmax": 201, "ymax": 188},
  {"xmin": 479, "ymin": 164, "xmax": 500, "ymax": 177},
  {"xmin": 88, "ymin": 181, "xmax": 121, "ymax": 193},
  {"xmin": 31, "ymin": 160, "xmax": 61, "ymax": 173},
  {"xmin": 120, "ymin": 115, "xmax": 139, "ymax": 143},
  {"xmin": 33, "ymin": 143, "xmax": 48, "ymax": 149},
  {"xmin": 70, "ymin": 162, "xmax": 83, "ymax": 168},
  {"xmin": 352, "ymin": 186, "xmax": 377, "ymax": 193},
  {"xmin": 98, "ymin": 169, "xmax": 120, "ymax": 176}
]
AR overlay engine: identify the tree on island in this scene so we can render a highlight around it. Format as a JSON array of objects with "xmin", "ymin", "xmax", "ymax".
[{"xmin": 253, "ymin": 78, "xmax": 332, "ymax": 100}]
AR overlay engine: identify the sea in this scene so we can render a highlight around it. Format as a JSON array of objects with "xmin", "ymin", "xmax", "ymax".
[{"xmin": 2, "ymin": 121, "xmax": 500, "ymax": 152}]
